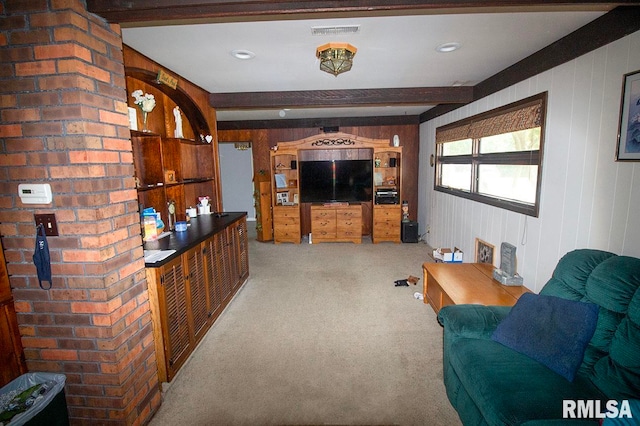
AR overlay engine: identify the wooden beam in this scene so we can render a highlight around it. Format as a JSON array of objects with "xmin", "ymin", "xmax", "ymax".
[
  {"xmin": 474, "ymin": 5, "xmax": 640, "ymax": 101},
  {"xmin": 421, "ymin": 5, "xmax": 640, "ymax": 122},
  {"xmin": 90, "ymin": 2, "xmax": 640, "ymax": 127},
  {"xmin": 210, "ymin": 87, "xmax": 473, "ymax": 110},
  {"xmin": 217, "ymin": 115, "xmax": 420, "ymax": 130},
  {"xmin": 87, "ymin": 0, "xmax": 630, "ymax": 23}
]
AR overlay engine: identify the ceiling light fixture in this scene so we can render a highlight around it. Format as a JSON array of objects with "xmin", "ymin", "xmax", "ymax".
[
  {"xmin": 436, "ymin": 42, "xmax": 461, "ymax": 53},
  {"xmin": 316, "ymin": 42, "xmax": 357, "ymax": 77},
  {"xmin": 231, "ymin": 49, "xmax": 255, "ymax": 60}
]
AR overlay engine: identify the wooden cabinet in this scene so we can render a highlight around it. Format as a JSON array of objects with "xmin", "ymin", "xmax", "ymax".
[
  {"xmin": 373, "ymin": 205, "xmax": 402, "ymax": 243},
  {"xmin": 184, "ymin": 245, "xmax": 209, "ymax": 342},
  {"xmin": 373, "ymin": 147, "xmax": 402, "ymax": 243},
  {"xmin": 149, "ymin": 256, "xmax": 190, "ymax": 382},
  {"xmin": 272, "ymin": 206, "xmax": 301, "ymax": 244},
  {"xmin": 132, "ymin": 132, "xmax": 217, "ymax": 230},
  {"xmin": 147, "ymin": 216, "xmax": 249, "ymax": 383},
  {"xmin": 311, "ymin": 204, "xmax": 362, "ymax": 243},
  {"xmin": 271, "ymin": 152, "xmax": 299, "ymax": 206},
  {"xmin": 271, "ymin": 149, "xmax": 300, "ymax": 243},
  {"xmin": 269, "ymin": 134, "xmax": 403, "ymax": 244},
  {"xmin": 254, "ymin": 172, "xmax": 273, "ymax": 242},
  {"xmin": 0, "ymin": 239, "xmax": 26, "ymax": 387}
]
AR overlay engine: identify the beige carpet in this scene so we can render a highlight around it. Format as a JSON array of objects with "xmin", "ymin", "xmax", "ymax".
[{"xmin": 149, "ymin": 230, "xmax": 462, "ymax": 426}]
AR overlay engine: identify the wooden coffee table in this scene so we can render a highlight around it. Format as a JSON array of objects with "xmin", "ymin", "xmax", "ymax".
[{"xmin": 422, "ymin": 262, "xmax": 529, "ymax": 314}]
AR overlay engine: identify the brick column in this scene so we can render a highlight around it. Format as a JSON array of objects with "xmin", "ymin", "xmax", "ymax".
[{"xmin": 1, "ymin": 1, "xmax": 160, "ymax": 424}]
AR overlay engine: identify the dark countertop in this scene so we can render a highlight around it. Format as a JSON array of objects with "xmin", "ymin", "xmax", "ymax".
[{"xmin": 143, "ymin": 212, "xmax": 247, "ymax": 268}]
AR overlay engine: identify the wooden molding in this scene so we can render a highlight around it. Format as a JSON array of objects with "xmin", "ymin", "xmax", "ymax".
[
  {"xmin": 104, "ymin": 4, "xmax": 640, "ymax": 127},
  {"xmin": 217, "ymin": 115, "xmax": 421, "ymax": 130},
  {"xmin": 211, "ymin": 87, "xmax": 472, "ymax": 110},
  {"xmin": 88, "ymin": 1, "xmax": 627, "ymax": 24},
  {"xmin": 125, "ymin": 68, "xmax": 212, "ymax": 137},
  {"xmin": 274, "ymin": 132, "xmax": 391, "ymax": 151},
  {"xmin": 421, "ymin": 5, "xmax": 640, "ymax": 121}
]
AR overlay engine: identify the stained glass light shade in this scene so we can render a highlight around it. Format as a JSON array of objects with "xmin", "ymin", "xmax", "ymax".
[{"xmin": 316, "ymin": 43, "xmax": 357, "ymax": 76}]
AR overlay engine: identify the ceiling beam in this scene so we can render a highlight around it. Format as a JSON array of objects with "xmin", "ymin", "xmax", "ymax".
[
  {"xmin": 421, "ymin": 5, "xmax": 640, "ymax": 121},
  {"xmin": 88, "ymin": 2, "xmax": 640, "ymax": 129},
  {"xmin": 87, "ymin": 0, "xmax": 632, "ymax": 24},
  {"xmin": 217, "ymin": 115, "xmax": 421, "ymax": 131},
  {"xmin": 210, "ymin": 87, "xmax": 473, "ymax": 110}
]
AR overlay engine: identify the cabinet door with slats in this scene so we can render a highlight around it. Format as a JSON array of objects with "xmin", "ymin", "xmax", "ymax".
[
  {"xmin": 185, "ymin": 246, "xmax": 209, "ymax": 343},
  {"xmin": 202, "ymin": 238, "xmax": 222, "ymax": 323},
  {"xmin": 159, "ymin": 257, "xmax": 190, "ymax": 380},
  {"xmin": 212, "ymin": 231, "xmax": 233, "ymax": 303},
  {"xmin": 235, "ymin": 219, "xmax": 249, "ymax": 284}
]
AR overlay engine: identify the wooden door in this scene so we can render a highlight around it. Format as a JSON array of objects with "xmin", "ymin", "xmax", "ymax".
[
  {"xmin": 256, "ymin": 179, "xmax": 273, "ymax": 242},
  {"xmin": 229, "ymin": 219, "xmax": 249, "ymax": 290},
  {"xmin": 157, "ymin": 257, "xmax": 190, "ymax": 381},
  {"xmin": 236, "ymin": 219, "xmax": 249, "ymax": 285},
  {"xmin": 213, "ymin": 231, "xmax": 233, "ymax": 303},
  {"xmin": 202, "ymin": 237, "xmax": 223, "ymax": 322},
  {"xmin": 184, "ymin": 245, "xmax": 208, "ymax": 343},
  {"xmin": 0, "ymin": 239, "xmax": 26, "ymax": 387}
]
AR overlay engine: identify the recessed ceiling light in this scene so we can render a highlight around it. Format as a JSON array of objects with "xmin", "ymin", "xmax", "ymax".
[
  {"xmin": 231, "ymin": 49, "xmax": 255, "ymax": 60},
  {"xmin": 436, "ymin": 42, "xmax": 461, "ymax": 53}
]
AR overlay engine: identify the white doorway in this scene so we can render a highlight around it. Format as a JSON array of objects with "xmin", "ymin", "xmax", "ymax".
[{"xmin": 218, "ymin": 143, "xmax": 255, "ymax": 221}]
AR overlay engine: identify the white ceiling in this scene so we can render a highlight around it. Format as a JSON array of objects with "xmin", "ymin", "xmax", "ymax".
[{"xmin": 121, "ymin": 11, "xmax": 605, "ymax": 122}]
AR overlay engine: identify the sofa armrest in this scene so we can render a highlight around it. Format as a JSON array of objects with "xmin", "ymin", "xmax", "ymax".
[{"xmin": 438, "ymin": 304, "xmax": 511, "ymax": 339}]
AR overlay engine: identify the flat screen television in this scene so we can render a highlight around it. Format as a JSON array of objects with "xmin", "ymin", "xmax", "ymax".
[{"xmin": 299, "ymin": 159, "xmax": 373, "ymax": 203}]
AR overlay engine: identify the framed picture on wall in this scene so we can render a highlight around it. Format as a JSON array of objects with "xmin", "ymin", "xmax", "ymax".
[{"xmin": 616, "ymin": 69, "xmax": 640, "ymax": 161}]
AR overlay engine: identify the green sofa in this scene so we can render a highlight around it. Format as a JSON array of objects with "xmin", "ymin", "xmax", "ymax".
[{"xmin": 438, "ymin": 249, "xmax": 640, "ymax": 425}]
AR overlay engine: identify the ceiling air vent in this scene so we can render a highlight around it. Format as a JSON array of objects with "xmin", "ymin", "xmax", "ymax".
[{"xmin": 311, "ymin": 25, "xmax": 360, "ymax": 36}]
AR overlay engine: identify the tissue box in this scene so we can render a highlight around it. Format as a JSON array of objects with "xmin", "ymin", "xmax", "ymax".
[{"xmin": 433, "ymin": 247, "xmax": 463, "ymax": 263}]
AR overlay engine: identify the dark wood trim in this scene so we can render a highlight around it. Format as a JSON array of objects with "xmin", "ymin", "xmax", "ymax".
[
  {"xmin": 217, "ymin": 115, "xmax": 420, "ymax": 130},
  {"xmin": 420, "ymin": 104, "xmax": 466, "ymax": 122},
  {"xmin": 125, "ymin": 67, "xmax": 212, "ymax": 136},
  {"xmin": 474, "ymin": 6, "xmax": 640, "ymax": 101},
  {"xmin": 87, "ymin": 1, "xmax": 631, "ymax": 24},
  {"xmin": 211, "ymin": 87, "xmax": 473, "ymax": 109},
  {"xmin": 99, "ymin": 3, "xmax": 640, "ymax": 127},
  {"xmin": 421, "ymin": 5, "xmax": 640, "ymax": 121}
]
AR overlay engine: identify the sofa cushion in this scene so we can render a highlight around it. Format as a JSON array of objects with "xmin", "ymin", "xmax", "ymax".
[
  {"xmin": 540, "ymin": 249, "xmax": 616, "ymax": 301},
  {"xmin": 449, "ymin": 337, "xmax": 606, "ymax": 424},
  {"xmin": 491, "ymin": 292, "xmax": 598, "ymax": 381},
  {"xmin": 586, "ymin": 256, "xmax": 640, "ymax": 399}
]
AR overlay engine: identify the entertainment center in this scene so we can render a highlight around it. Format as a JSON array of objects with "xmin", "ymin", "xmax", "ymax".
[{"xmin": 270, "ymin": 133, "xmax": 402, "ymax": 244}]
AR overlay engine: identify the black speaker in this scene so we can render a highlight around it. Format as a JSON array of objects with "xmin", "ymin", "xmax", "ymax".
[
  {"xmin": 402, "ymin": 221, "xmax": 419, "ymax": 243},
  {"xmin": 291, "ymin": 160, "xmax": 297, "ymax": 169},
  {"xmin": 389, "ymin": 157, "xmax": 397, "ymax": 167}
]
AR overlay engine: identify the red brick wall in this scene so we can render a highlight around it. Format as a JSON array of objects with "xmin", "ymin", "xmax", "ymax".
[{"xmin": 1, "ymin": 1, "xmax": 160, "ymax": 424}]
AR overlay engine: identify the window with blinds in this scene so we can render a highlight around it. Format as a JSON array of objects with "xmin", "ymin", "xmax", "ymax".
[{"xmin": 435, "ymin": 92, "xmax": 547, "ymax": 216}]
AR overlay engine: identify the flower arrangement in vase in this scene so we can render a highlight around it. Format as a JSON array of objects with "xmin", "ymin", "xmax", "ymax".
[{"xmin": 131, "ymin": 90, "xmax": 156, "ymax": 132}]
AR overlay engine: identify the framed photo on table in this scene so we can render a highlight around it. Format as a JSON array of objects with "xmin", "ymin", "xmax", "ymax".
[
  {"xmin": 475, "ymin": 238, "xmax": 495, "ymax": 265},
  {"xmin": 276, "ymin": 192, "xmax": 289, "ymax": 205},
  {"xmin": 616, "ymin": 69, "xmax": 640, "ymax": 161}
]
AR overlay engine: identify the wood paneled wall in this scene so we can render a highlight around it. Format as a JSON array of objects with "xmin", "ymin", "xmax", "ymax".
[
  {"xmin": 218, "ymin": 125, "xmax": 420, "ymax": 222},
  {"xmin": 420, "ymin": 30, "xmax": 640, "ymax": 292}
]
